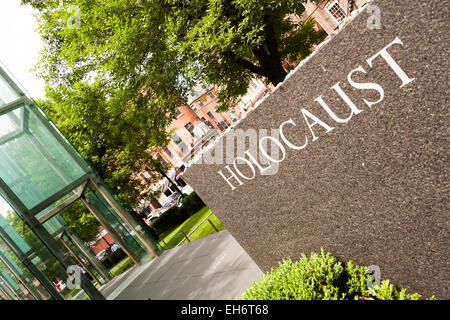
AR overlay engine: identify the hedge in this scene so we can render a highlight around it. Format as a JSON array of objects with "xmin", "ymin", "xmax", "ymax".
[
  {"xmin": 100, "ymin": 248, "xmax": 127, "ymax": 270},
  {"xmin": 149, "ymin": 192, "xmax": 206, "ymax": 238},
  {"xmin": 238, "ymin": 249, "xmax": 433, "ymax": 300},
  {"xmin": 180, "ymin": 191, "xmax": 205, "ymax": 216}
]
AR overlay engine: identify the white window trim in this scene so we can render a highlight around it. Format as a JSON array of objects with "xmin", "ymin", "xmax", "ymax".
[{"xmin": 326, "ymin": 0, "xmax": 346, "ymax": 25}]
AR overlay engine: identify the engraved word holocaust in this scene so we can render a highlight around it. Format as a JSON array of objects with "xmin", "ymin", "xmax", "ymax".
[{"xmin": 218, "ymin": 37, "xmax": 415, "ymax": 191}]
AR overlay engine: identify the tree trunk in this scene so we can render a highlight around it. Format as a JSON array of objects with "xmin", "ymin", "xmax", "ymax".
[
  {"xmin": 258, "ymin": 15, "xmax": 288, "ymax": 86},
  {"xmin": 252, "ymin": 46, "xmax": 288, "ymax": 86},
  {"xmin": 263, "ymin": 60, "xmax": 288, "ymax": 86}
]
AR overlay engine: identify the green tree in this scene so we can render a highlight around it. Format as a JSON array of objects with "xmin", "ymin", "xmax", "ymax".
[
  {"xmin": 24, "ymin": 0, "xmax": 325, "ymax": 112},
  {"xmin": 22, "ymin": 0, "xmax": 326, "ymax": 223},
  {"xmin": 164, "ymin": 0, "xmax": 326, "ymax": 110},
  {"xmin": 60, "ymin": 202, "xmax": 100, "ymax": 243}
]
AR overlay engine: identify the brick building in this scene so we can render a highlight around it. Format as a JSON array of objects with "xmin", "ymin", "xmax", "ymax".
[
  {"xmin": 158, "ymin": 85, "xmax": 230, "ymax": 168},
  {"xmin": 139, "ymin": 80, "xmax": 270, "ymax": 173},
  {"xmin": 300, "ymin": 0, "xmax": 370, "ymax": 35},
  {"xmin": 135, "ymin": 80, "xmax": 270, "ymax": 209},
  {"xmin": 89, "ymin": 226, "xmax": 115, "ymax": 257}
]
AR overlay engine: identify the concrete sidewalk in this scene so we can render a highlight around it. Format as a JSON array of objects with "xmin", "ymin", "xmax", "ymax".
[{"xmin": 101, "ymin": 230, "xmax": 263, "ymax": 300}]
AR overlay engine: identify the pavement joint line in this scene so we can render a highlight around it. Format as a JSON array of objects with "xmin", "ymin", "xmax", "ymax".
[
  {"xmin": 106, "ymin": 257, "xmax": 158, "ymax": 300},
  {"xmin": 104, "ymin": 231, "xmax": 264, "ymax": 299}
]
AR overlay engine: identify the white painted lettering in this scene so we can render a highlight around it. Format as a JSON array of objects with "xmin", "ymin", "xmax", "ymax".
[
  {"xmin": 279, "ymin": 119, "xmax": 308, "ymax": 150},
  {"xmin": 218, "ymin": 165, "xmax": 243, "ymax": 190},
  {"xmin": 366, "ymin": 37, "xmax": 415, "ymax": 88},
  {"xmin": 315, "ymin": 82, "xmax": 363, "ymax": 123},
  {"xmin": 301, "ymin": 108, "xmax": 334, "ymax": 141},
  {"xmin": 347, "ymin": 65, "xmax": 385, "ymax": 107}
]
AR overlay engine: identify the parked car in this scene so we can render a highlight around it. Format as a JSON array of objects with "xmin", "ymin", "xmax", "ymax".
[
  {"xmin": 162, "ymin": 193, "xmax": 182, "ymax": 208},
  {"xmin": 110, "ymin": 242, "xmax": 119, "ymax": 252},
  {"xmin": 146, "ymin": 208, "xmax": 161, "ymax": 219},
  {"xmin": 172, "ymin": 193, "xmax": 182, "ymax": 203},
  {"xmin": 145, "ymin": 211, "xmax": 162, "ymax": 225},
  {"xmin": 96, "ymin": 250, "xmax": 107, "ymax": 261},
  {"xmin": 55, "ymin": 280, "xmax": 66, "ymax": 292},
  {"xmin": 161, "ymin": 200, "xmax": 174, "ymax": 208}
]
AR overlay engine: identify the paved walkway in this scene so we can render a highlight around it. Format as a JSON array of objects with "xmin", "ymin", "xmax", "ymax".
[{"xmin": 100, "ymin": 230, "xmax": 263, "ymax": 300}]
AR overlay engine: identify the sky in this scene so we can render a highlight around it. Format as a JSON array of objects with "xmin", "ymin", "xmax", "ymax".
[
  {"xmin": 0, "ymin": 1, "xmax": 45, "ymax": 215},
  {"xmin": 0, "ymin": 0, "xmax": 45, "ymax": 100},
  {"xmin": 0, "ymin": 197, "xmax": 12, "ymax": 218}
]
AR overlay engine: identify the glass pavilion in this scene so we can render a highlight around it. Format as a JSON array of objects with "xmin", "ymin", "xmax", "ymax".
[{"xmin": 0, "ymin": 64, "xmax": 162, "ymax": 300}]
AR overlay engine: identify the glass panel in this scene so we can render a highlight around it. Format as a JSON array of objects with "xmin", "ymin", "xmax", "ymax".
[
  {"xmin": 0, "ymin": 283, "xmax": 14, "ymax": 300},
  {"xmin": 60, "ymin": 233, "xmax": 106, "ymax": 284},
  {"xmin": 0, "ymin": 214, "xmax": 32, "ymax": 254},
  {"xmin": 0, "ymin": 107, "xmax": 22, "ymax": 137},
  {"xmin": 0, "ymin": 210, "xmax": 66, "ymax": 281},
  {"xmin": 35, "ymin": 191, "xmax": 74, "ymax": 221},
  {"xmin": 0, "ymin": 103, "xmax": 86, "ymax": 209},
  {"xmin": 0, "ymin": 197, "xmax": 67, "ymax": 298},
  {"xmin": 84, "ymin": 188, "xmax": 146, "ymax": 258},
  {"xmin": 42, "ymin": 216, "xmax": 65, "ymax": 237},
  {"xmin": 92, "ymin": 181, "xmax": 162, "ymax": 255},
  {"xmin": 0, "ymin": 245, "xmax": 51, "ymax": 300},
  {"xmin": 0, "ymin": 267, "xmax": 33, "ymax": 300},
  {"xmin": 0, "ymin": 269, "xmax": 20, "ymax": 291},
  {"xmin": 0, "ymin": 72, "xmax": 19, "ymax": 107}
]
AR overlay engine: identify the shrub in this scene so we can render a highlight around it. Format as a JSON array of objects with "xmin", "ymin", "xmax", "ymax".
[
  {"xmin": 100, "ymin": 248, "xmax": 127, "ymax": 270},
  {"xmin": 238, "ymin": 249, "xmax": 429, "ymax": 300},
  {"xmin": 149, "ymin": 192, "xmax": 206, "ymax": 237},
  {"xmin": 150, "ymin": 206, "xmax": 189, "ymax": 237},
  {"xmin": 110, "ymin": 258, "xmax": 135, "ymax": 277},
  {"xmin": 180, "ymin": 192, "xmax": 205, "ymax": 216}
]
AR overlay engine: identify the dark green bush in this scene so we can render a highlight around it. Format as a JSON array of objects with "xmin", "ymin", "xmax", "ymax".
[
  {"xmin": 238, "ymin": 249, "xmax": 431, "ymax": 300},
  {"xmin": 181, "ymin": 192, "xmax": 205, "ymax": 216},
  {"xmin": 100, "ymin": 248, "xmax": 127, "ymax": 270},
  {"xmin": 150, "ymin": 206, "xmax": 189, "ymax": 237},
  {"xmin": 149, "ymin": 192, "xmax": 206, "ymax": 237}
]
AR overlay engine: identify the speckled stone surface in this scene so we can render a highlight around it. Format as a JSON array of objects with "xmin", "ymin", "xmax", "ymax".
[{"xmin": 184, "ymin": 0, "xmax": 449, "ymax": 299}]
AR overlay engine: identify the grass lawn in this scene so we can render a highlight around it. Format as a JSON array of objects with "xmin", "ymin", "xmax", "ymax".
[
  {"xmin": 158, "ymin": 206, "xmax": 226, "ymax": 249},
  {"xmin": 110, "ymin": 257, "xmax": 135, "ymax": 277}
]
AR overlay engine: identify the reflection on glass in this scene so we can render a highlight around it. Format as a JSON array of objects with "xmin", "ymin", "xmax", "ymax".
[
  {"xmin": 0, "ymin": 104, "xmax": 86, "ymax": 209},
  {"xmin": 0, "ymin": 72, "xmax": 19, "ymax": 107}
]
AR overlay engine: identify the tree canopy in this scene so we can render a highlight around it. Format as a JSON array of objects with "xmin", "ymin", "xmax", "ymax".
[
  {"xmin": 23, "ymin": 0, "xmax": 326, "ymax": 208},
  {"xmin": 25, "ymin": 0, "xmax": 325, "ymax": 110}
]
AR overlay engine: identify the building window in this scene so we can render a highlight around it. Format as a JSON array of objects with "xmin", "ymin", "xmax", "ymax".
[
  {"xmin": 176, "ymin": 108, "xmax": 182, "ymax": 117},
  {"xmin": 197, "ymin": 99, "xmax": 204, "ymax": 107},
  {"xmin": 172, "ymin": 132, "xmax": 188, "ymax": 154},
  {"xmin": 327, "ymin": 1, "xmax": 346, "ymax": 23},
  {"xmin": 176, "ymin": 177, "xmax": 187, "ymax": 187},
  {"xmin": 172, "ymin": 132, "xmax": 181, "ymax": 143},
  {"xmin": 158, "ymin": 155, "xmax": 168, "ymax": 166},
  {"xmin": 201, "ymin": 117, "xmax": 214, "ymax": 129},
  {"xmin": 163, "ymin": 147, "xmax": 173, "ymax": 159},
  {"xmin": 190, "ymin": 105, "xmax": 197, "ymax": 112},
  {"xmin": 207, "ymin": 111, "xmax": 216, "ymax": 123},
  {"xmin": 139, "ymin": 173, "xmax": 150, "ymax": 184},
  {"xmin": 208, "ymin": 92, "xmax": 215, "ymax": 99},
  {"xmin": 184, "ymin": 122, "xmax": 195, "ymax": 137}
]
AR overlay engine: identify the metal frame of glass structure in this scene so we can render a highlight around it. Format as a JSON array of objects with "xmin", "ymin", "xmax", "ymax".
[{"xmin": 0, "ymin": 65, "xmax": 162, "ymax": 300}]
